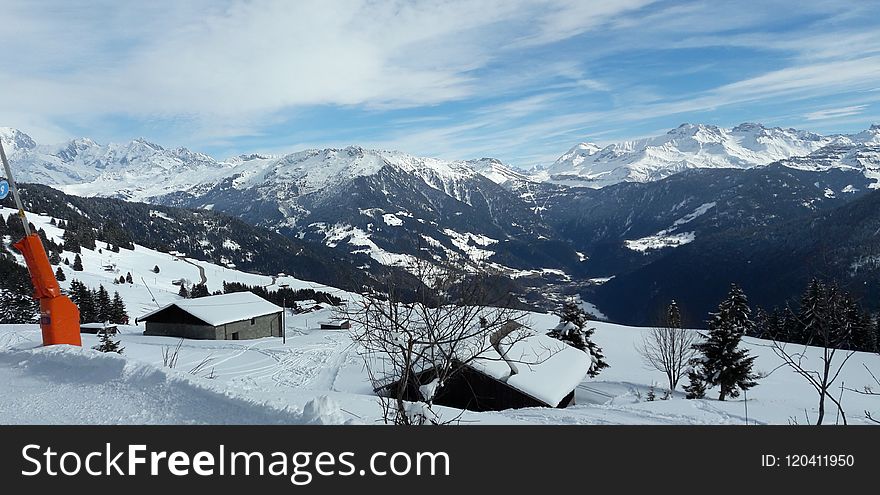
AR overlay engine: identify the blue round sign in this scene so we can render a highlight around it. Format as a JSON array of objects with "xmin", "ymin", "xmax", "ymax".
[{"xmin": 0, "ymin": 180, "xmax": 9, "ymax": 200}]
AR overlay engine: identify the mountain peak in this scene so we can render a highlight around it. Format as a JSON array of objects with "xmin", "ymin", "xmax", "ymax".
[
  {"xmin": 668, "ymin": 122, "xmax": 722, "ymax": 135},
  {"xmin": 235, "ymin": 152, "xmax": 274, "ymax": 162},
  {"xmin": 731, "ymin": 122, "xmax": 766, "ymax": 132},
  {"xmin": 131, "ymin": 137, "xmax": 164, "ymax": 151},
  {"xmin": 573, "ymin": 142, "xmax": 601, "ymax": 153},
  {"xmin": 847, "ymin": 124, "xmax": 880, "ymax": 145},
  {"xmin": 0, "ymin": 127, "xmax": 37, "ymax": 152}
]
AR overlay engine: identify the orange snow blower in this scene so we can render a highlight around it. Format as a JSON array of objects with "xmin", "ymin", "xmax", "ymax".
[{"xmin": 1, "ymin": 140, "xmax": 81, "ymax": 346}]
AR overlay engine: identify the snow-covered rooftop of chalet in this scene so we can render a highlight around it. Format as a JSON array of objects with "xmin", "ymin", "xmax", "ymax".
[
  {"xmin": 470, "ymin": 332, "xmax": 591, "ymax": 407},
  {"xmin": 137, "ymin": 292, "xmax": 282, "ymax": 327},
  {"xmin": 372, "ymin": 323, "xmax": 591, "ymax": 408}
]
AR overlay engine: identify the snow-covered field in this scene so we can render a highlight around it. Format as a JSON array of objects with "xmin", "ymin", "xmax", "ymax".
[
  {"xmin": 2, "ymin": 314, "xmax": 879, "ymax": 425},
  {"xmin": 1, "ymin": 207, "xmax": 879, "ymax": 425}
]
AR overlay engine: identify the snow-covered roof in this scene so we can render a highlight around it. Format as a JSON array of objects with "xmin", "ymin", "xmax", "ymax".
[
  {"xmin": 80, "ymin": 323, "xmax": 118, "ymax": 329},
  {"xmin": 370, "ymin": 320, "xmax": 592, "ymax": 408},
  {"xmin": 138, "ymin": 292, "xmax": 282, "ymax": 327},
  {"xmin": 470, "ymin": 333, "xmax": 591, "ymax": 407}
]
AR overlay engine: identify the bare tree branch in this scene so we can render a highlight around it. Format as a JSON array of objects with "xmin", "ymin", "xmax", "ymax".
[{"xmin": 341, "ymin": 255, "xmax": 539, "ymax": 425}]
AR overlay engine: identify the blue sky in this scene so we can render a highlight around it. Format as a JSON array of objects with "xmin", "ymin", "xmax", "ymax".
[{"xmin": 2, "ymin": 0, "xmax": 879, "ymax": 167}]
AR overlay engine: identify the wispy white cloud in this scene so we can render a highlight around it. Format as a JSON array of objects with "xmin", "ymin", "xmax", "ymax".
[
  {"xmin": 1, "ymin": 0, "xmax": 879, "ymax": 166},
  {"xmin": 0, "ymin": 0, "xmax": 647, "ymax": 136},
  {"xmin": 804, "ymin": 105, "xmax": 868, "ymax": 121}
]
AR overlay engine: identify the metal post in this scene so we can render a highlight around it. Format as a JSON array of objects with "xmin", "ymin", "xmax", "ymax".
[
  {"xmin": 279, "ymin": 283, "xmax": 289, "ymax": 344},
  {"xmin": 0, "ymin": 140, "xmax": 32, "ymax": 235}
]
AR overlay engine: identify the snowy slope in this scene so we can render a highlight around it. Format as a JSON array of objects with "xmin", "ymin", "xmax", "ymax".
[
  {"xmin": 2, "ymin": 315, "xmax": 879, "ymax": 425},
  {"xmin": 0, "ymin": 206, "xmax": 355, "ymax": 325}
]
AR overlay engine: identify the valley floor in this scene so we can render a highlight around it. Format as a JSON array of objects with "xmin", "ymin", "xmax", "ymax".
[{"xmin": 2, "ymin": 312, "xmax": 879, "ymax": 425}]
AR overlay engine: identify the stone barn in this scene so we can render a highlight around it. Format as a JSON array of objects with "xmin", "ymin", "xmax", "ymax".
[{"xmin": 136, "ymin": 292, "xmax": 283, "ymax": 340}]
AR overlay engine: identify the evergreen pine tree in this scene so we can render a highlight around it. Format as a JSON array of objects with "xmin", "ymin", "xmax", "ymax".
[
  {"xmin": 72, "ymin": 254, "xmax": 84, "ymax": 271},
  {"xmin": 178, "ymin": 284, "xmax": 189, "ymax": 298},
  {"xmin": 548, "ymin": 300, "xmax": 609, "ymax": 377},
  {"xmin": 95, "ymin": 285, "xmax": 111, "ymax": 322},
  {"xmin": 69, "ymin": 280, "xmax": 97, "ymax": 323},
  {"xmin": 690, "ymin": 283, "xmax": 759, "ymax": 401},
  {"xmin": 92, "ymin": 329, "xmax": 123, "ymax": 354},
  {"xmin": 152, "ymin": 265, "xmax": 160, "ymax": 274},
  {"xmin": 0, "ymin": 288, "xmax": 39, "ymax": 324},
  {"xmin": 190, "ymin": 283, "xmax": 210, "ymax": 299},
  {"xmin": 48, "ymin": 250, "xmax": 61, "ymax": 265},
  {"xmin": 873, "ymin": 316, "xmax": 880, "ymax": 354},
  {"xmin": 789, "ymin": 279, "xmax": 872, "ymax": 352},
  {"xmin": 55, "ymin": 266, "xmax": 66, "ymax": 281},
  {"xmin": 125, "ymin": 272, "xmax": 133, "ymax": 284},
  {"xmin": 109, "ymin": 292, "xmax": 128, "ymax": 324},
  {"xmin": 795, "ymin": 279, "xmax": 826, "ymax": 346},
  {"xmin": 844, "ymin": 294, "xmax": 873, "ymax": 352},
  {"xmin": 63, "ymin": 229, "xmax": 81, "ymax": 253},
  {"xmin": 63, "ymin": 257, "xmax": 70, "ymax": 266},
  {"xmin": 683, "ymin": 368, "xmax": 707, "ymax": 399},
  {"xmin": 751, "ymin": 307, "xmax": 769, "ymax": 338},
  {"xmin": 780, "ymin": 307, "xmax": 799, "ymax": 343},
  {"xmin": 666, "ymin": 300, "xmax": 682, "ymax": 329},
  {"xmin": 761, "ymin": 308, "xmax": 784, "ymax": 341}
]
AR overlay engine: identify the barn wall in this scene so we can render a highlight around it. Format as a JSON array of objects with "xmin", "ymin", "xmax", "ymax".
[
  {"xmin": 434, "ymin": 367, "xmax": 549, "ymax": 411},
  {"xmin": 143, "ymin": 312, "xmax": 281, "ymax": 340},
  {"xmin": 381, "ymin": 365, "xmax": 558, "ymax": 412},
  {"xmin": 218, "ymin": 313, "xmax": 281, "ymax": 340},
  {"xmin": 143, "ymin": 322, "xmax": 217, "ymax": 339}
]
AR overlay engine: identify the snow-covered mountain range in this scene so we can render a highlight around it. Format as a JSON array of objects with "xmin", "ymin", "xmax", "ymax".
[
  {"xmin": 5, "ymin": 123, "xmax": 880, "ymax": 321},
  {"xmin": 4, "ymin": 123, "xmax": 880, "ymax": 201},
  {"xmin": 539, "ymin": 122, "xmax": 880, "ymax": 188}
]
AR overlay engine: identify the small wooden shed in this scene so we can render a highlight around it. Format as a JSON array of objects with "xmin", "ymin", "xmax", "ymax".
[{"xmin": 319, "ymin": 319, "xmax": 351, "ymax": 330}]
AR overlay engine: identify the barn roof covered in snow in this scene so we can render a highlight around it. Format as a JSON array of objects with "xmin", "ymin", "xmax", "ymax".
[
  {"xmin": 372, "ymin": 319, "xmax": 592, "ymax": 408},
  {"xmin": 469, "ymin": 332, "xmax": 591, "ymax": 407},
  {"xmin": 137, "ymin": 292, "xmax": 282, "ymax": 327}
]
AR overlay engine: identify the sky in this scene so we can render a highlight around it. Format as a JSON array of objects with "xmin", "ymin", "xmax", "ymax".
[{"xmin": 1, "ymin": 0, "xmax": 879, "ymax": 167}]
